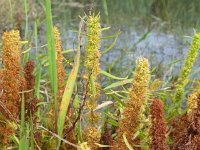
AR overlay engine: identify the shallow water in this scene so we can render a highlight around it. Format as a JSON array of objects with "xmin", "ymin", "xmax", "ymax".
[
  {"xmin": 23, "ymin": 1, "xmax": 200, "ymax": 78},
  {"xmin": 60, "ymin": 24, "xmax": 193, "ymax": 77}
]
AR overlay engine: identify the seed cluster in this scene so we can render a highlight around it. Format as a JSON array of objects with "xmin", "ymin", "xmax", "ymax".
[
  {"xmin": 53, "ymin": 26, "xmax": 66, "ymax": 106},
  {"xmin": 0, "ymin": 30, "xmax": 25, "ymax": 120},
  {"xmin": 150, "ymin": 99, "xmax": 167, "ymax": 150},
  {"xmin": 114, "ymin": 58, "xmax": 150, "ymax": 149}
]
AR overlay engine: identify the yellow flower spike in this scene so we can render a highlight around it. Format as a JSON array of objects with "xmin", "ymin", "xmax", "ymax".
[
  {"xmin": 85, "ymin": 14, "xmax": 101, "ymax": 79},
  {"xmin": 84, "ymin": 14, "xmax": 101, "ymax": 117},
  {"xmin": 174, "ymin": 33, "xmax": 200, "ymax": 106},
  {"xmin": 83, "ymin": 14, "xmax": 101, "ymax": 150},
  {"xmin": 115, "ymin": 57, "xmax": 151, "ymax": 149}
]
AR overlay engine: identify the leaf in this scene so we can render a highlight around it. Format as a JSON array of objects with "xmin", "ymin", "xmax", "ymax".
[
  {"xmin": 123, "ymin": 133, "xmax": 134, "ymax": 150},
  {"xmin": 102, "ymin": 31, "xmax": 121, "ymax": 54},
  {"xmin": 104, "ymin": 92, "xmax": 125, "ymax": 107},
  {"xmin": 19, "ymin": 94, "xmax": 27, "ymax": 150},
  {"xmin": 94, "ymin": 101, "xmax": 113, "ymax": 111},
  {"xmin": 95, "ymin": 143, "xmax": 112, "ymax": 148},
  {"xmin": 100, "ymin": 70, "xmax": 128, "ymax": 80},
  {"xmin": 104, "ymin": 79, "xmax": 133, "ymax": 90},
  {"xmin": 57, "ymin": 16, "xmax": 85, "ymax": 149},
  {"xmin": 45, "ymin": 0, "xmax": 58, "ymax": 131},
  {"xmin": 22, "ymin": 48, "xmax": 31, "ymax": 54},
  {"xmin": 101, "ymin": 27, "xmax": 110, "ymax": 31},
  {"xmin": 30, "ymin": 114, "xmax": 34, "ymax": 150},
  {"xmin": 45, "ymin": 0, "xmax": 58, "ymax": 94},
  {"xmin": 62, "ymin": 49, "xmax": 74, "ymax": 54},
  {"xmin": 107, "ymin": 119, "xmax": 118, "ymax": 127}
]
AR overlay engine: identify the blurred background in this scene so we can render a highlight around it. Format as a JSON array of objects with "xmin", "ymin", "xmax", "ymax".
[{"xmin": 1, "ymin": 0, "xmax": 200, "ymax": 77}]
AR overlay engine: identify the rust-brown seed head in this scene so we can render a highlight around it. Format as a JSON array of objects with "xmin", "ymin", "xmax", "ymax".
[{"xmin": 150, "ymin": 99, "xmax": 167, "ymax": 150}]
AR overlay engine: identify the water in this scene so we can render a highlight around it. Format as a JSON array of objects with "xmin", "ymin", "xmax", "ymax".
[
  {"xmin": 49, "ymin": 0, "xmax": 200, "ymax": 77},
  {"xmin": 59, "ymin": 23, "xmax": 193, "ymax": 77},
  {"xmin": 2, "ymin": 0, "xmax": 199, "ymax": 77}
]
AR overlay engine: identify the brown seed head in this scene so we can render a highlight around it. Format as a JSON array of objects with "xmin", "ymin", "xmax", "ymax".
[{"xmin": 150, "ymin": 99, "xmax": 167, "ymax": 150}]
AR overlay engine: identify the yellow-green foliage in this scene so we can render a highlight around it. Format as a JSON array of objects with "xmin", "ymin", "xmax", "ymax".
[
  {"xmin": 174, "ymin": 33, "xmax": 200, "ymax": 105},
  {"xmin": 115, "ymin": 57, "xmax": 151, "ymax": 149}
]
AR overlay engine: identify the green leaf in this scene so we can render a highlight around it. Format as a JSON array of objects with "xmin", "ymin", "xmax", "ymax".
[
  {"xmin": 100, "ymin": 70, "xmax": 128, "ymax": 80},
  {"xmin": 102, "ymin": 31, "xmax": 121, "ymax": 54},
  {"xmin": 19, "ymin": 94, "xmax": 27, "ymax": 150},
  {"xmin": 104, "ymin": 79, "xmax": 133, "ymax": 90},
  {"xmin": 30, "ymin": 114, "xmax": 34, "ymax": 150},
  {"xmin": 45, "ymin": 0, "xmax": 58, "ymax": 94},
  {"xmin": 45, "ymin": 0, "xmax": 58, "ymax": 128},
  {"xmin": 107, "ymin": 119, "xmax": 118, "ymax": 127},
  {"xmin": 57, "ymin": 17, "xmax": 84, "ymax": 149}
]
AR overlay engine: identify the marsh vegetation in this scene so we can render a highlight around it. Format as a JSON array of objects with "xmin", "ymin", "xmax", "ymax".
[{"xmin": 0, "ymin": 0, "xmax": 200, "ymax": 150}]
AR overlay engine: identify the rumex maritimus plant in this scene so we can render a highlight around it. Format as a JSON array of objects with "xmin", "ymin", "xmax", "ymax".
[{"xmin": 113, "ymin": 57, "xmax": 150, "ymax": 150}]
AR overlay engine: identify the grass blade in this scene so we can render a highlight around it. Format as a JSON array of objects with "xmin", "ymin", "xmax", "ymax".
[
  {"xmin": 23, "ymin": 0, "xmax": 30, "ymax": 63},
  {"xmin": 45, "ymin": 0, "xmax": 58, "ymax": 94},
  {"xmin": 19, "ymin": 94, "xmax": 27, "ymax": 150},
  {"xmin": 57, "ymin": 17, "xmax": 85, "ymax": 148},
  {"xmin": 104, "ymin": 79, "xmax": 133, "ymax": 90},
  {"xmin": 100, "ymin": 70, "xmax": 128, "ymax": 80},
  {"xmin": 45, "ymin": 0, "xmax": 58, "ymax": 128},
  {"xmin": 30, "ymin": 114, "xmax": 34, "ymax": 150}
]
